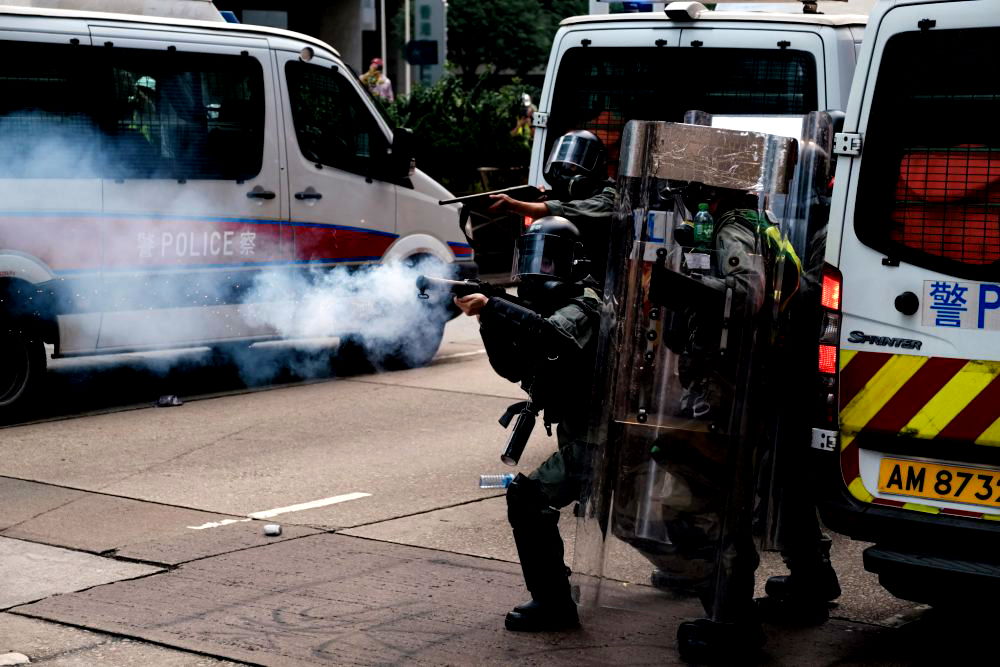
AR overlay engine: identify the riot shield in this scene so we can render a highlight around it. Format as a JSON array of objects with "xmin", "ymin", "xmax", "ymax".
[
  {"xmin": 572, "ymin": 120, "xmax": 798, "ymax": 628},
  {"xmin": 758, "ymin": 111, "xmax": 836, "ymax": 555}
]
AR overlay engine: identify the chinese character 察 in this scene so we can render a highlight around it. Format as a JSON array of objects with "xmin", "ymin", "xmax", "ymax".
[{"xmin": 239, "ymin": 231, "xmax": 256, "ymax": 256}]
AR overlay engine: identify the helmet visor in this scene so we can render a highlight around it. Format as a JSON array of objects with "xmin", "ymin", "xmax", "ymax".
[
  {"xmin": 512, "ymin": 233, "xmax": 575, "ymax": 281},
  {"xmin": 545, "ymin": 134, "xmax": 603, "ymax": 176}
]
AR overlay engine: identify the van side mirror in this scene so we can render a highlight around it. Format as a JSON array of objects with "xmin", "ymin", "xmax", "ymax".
[{"xmin": 389, "ymin": 128, "xmax": 416, "ymax": 181}]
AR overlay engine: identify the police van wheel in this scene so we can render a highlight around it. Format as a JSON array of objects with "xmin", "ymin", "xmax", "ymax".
[
  {"xmin": 336, "ymin": 322, "xmax": 445, "ymax": 373},
  {"xmin": 0, "ymin": 329, "xmax": 45, "ymax": 422}
]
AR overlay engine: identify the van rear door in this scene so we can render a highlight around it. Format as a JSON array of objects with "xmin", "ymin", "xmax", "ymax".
[
  {"xmin": 832, "ymin": 1, "xmax": 1000, "ymax": 520},
  {"xmin": 533, "ymin": 24, "xmax": 822, "ymax": 184},
  {"xmin": 89, "ymin": 25, "xmax": 285, "ymax": 350}
]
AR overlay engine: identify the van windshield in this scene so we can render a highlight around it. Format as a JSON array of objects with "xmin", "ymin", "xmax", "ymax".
[
  {"xmin": 855, "ymin": 28, "xmax": 1000, "ymax": 281},
  {"xmin": 547, "ymin": 47, "xmax": 817, "ymax": 178}
]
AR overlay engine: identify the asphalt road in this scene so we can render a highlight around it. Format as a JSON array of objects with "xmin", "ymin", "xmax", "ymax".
[{"xmin": 0, "ymin": 315, "xmax": 984, "ymax": 665}]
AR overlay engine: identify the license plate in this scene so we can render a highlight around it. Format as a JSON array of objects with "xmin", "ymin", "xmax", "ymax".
[{"xmin": 878, "ymin": 457, "xmax": 1000, "ymax": 508}]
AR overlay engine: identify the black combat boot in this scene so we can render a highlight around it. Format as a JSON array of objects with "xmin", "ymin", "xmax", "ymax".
[
  {"xmin": 759, "ymin": 561, "xmax": 841, "ymax": 623},
  {"xmin": 505, "ymin": 476, "xmax": 580, "ymax": 632},
  {"xmin": 505, "ymin": 597, "xmax": 580, "ymax": 632}
]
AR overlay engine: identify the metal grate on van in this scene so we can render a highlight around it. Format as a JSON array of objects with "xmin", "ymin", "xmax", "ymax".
[
  {"xmin": 855, "ymin": 28, "xmax": 1000, "ymax": 280},
  {"xmin": 547, "ymin": 47, "xmax": 817, "ymax": 179},
  {"xmin": 891, "ymin": 145, "xmax": 1000, "ymax": 266}
]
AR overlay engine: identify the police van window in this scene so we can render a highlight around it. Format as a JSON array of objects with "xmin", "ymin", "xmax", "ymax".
[
  {"xmin": 285, "ymin": 61, "xmax": 388, "ymax": 179},
  {"xmin": 105, "ymin": 49, "xmax": 264, "ymax": 180},
  {"xmin": 547, "ymin": 47, "xmax": 816, "ymax": 178},
  {"xmin": 855, "ymin": 28, "xmax": 1000, "ymax": 280},
  {"xmin": 0, "ymin": 40, "xmax": 100, "ymax": 178}
]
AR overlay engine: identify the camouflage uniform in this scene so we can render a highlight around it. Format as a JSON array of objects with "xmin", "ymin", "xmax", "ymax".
[
  {"xmin": 478, "ymin": 283, "xmax": 601, "ymax": 614},
  {"xmin": 642, "ymin": 207, "xmax": 800, "ymax": 615},
  {"xmin": 544, "ymin": 182, "xmax": 617, "ymax": 286}
]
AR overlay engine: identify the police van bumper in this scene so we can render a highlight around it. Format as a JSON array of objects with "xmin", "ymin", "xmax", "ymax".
[{"xmin": 816, "ymin": 449, "xmax": 1000, "ymax": 605}]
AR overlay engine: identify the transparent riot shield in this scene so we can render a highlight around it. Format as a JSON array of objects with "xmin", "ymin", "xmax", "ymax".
[
  {"xmin": 573, "ymin": 120, "xmax": 797, "ymax": 628},
  {"xmin": 758, "ymin": 111, "xmax": 836, "ymax": 554}
]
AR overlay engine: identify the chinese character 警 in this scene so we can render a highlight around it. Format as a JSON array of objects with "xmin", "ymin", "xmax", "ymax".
[
  {"xmin": 138, "ymin": 232, "xmax": 157, "ymax": 258},
  {"xmin": 929, "ymin": 281, "xmax": 968, "ymax": 327}
]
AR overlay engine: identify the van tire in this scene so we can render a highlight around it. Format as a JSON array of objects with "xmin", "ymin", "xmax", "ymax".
[
  {"xmin": 336, "ymin": 320, "xmax": 446, "ymax": 373},
  {"xmin": 0, "ymin": 327, "xmax": 46, "ymax": 422}
]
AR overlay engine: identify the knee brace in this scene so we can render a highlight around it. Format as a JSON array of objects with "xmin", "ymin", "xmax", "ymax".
[{"xmin": 506, "ymin": 474, "xmax": 558, "ymax": 529}]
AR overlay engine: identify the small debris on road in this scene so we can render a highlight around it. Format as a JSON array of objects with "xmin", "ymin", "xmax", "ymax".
[
  {"xmin": 264, "ymin": 524, "xmax": 282, "ymax": 537},
  {"xmin": 155, "ymin": 395, "xmax": 184, "ymax": 407},
  {"xmin": 0, "ymin": 653, "xmax": 30, "ymax": 666}
]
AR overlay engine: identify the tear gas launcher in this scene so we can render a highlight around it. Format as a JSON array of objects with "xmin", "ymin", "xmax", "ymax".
[
  {"xmin": 416, "ymin": 275, "xmax": 507, "ymax": 300},
  {"xmin": 438, "ymin": 184, "xmax": 545, "ymax": 211}
]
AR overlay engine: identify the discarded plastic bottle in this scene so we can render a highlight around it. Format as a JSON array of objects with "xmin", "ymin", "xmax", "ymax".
[
  {"xmin": 480, "ymin": 473, "xmax": 516, "ymax": 489},
  {"xmin": 693, "ymin": 203, "xmax": 714, "ymax": 249}
]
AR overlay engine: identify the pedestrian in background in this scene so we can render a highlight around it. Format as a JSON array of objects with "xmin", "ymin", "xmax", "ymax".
[{"xmin": 360, "ymin": 57, "xmax": 394, "ymax": 102}]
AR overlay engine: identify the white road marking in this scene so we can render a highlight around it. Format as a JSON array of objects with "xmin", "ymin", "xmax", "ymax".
[
  {"xmin": 437, "ymin": 350, "xmax": 487, "ymax": 360},
  {"xmin": 247, "ymin": 492, "xmax": 372, "ymax": 519},
  {"xmin": 188, "ymin": 518, "xmax": 252, "ymax": 530},
  {"xmin": 188, "ymin": 492, "xmax": 371, "ymax": 530}
]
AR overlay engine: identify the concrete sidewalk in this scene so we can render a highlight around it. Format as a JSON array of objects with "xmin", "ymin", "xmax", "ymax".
[{"xmin": 7, "ymin": 531, "xmax": 896, "ymax": 666}]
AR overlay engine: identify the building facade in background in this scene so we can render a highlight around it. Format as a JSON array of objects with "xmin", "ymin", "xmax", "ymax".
[{"xmin": 217, "ymin": 0, "xmax": 447, "ymax": 96}]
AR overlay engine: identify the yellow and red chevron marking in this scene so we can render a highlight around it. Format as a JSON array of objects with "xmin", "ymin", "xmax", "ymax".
[{"xmin": 838, "ymin": 350, "xmax": 1000, "ymax": 520}]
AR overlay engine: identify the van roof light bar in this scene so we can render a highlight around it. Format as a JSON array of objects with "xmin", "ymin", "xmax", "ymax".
[{"xmin": 664, "ymin": 2, "xmax": 707, "ymax": 20}]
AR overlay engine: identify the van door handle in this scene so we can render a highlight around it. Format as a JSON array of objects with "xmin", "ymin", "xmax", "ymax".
[
  {"xmin": 294, "ymin": 191, "xmax": 323, "ymax": 200},
  {"xmin": 246, "ymin": 187, "xmax": 276, "ymax": 200}
]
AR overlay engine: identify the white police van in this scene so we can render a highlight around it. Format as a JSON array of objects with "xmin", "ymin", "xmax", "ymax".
[
  {"xmin": 529, "ymin": 1, "xmax": 867, "ymax": 187},
  {"xmin": 817, "ymin": 0, "xmax": 1000, "ymax": 606},
  {"xmin": 0, "ymin": 0, "xmax": 472, "ymax": 419}
]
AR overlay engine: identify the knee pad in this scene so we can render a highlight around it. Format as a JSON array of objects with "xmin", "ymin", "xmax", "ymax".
[{"xmin": 506, "ymin": 474, "xmax": 555, "ymax": 526}]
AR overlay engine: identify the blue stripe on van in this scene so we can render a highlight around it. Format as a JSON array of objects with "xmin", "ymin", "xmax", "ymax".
[
  {"xmin": 0, "ymin": 211, "xmax": 400, "ymax": 238},
  {"xmin": 53, "ymin": 257, "xmax": 385, "ymax": 275}
]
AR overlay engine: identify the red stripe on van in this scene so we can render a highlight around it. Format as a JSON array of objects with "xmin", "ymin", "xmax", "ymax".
[
  {"xmin": 840, "ymin": 438, "xmax": 860, "ymax": 486},
  {"xmin": 839, "ymin": 351, "xmax": 892, "ymax": 407},
  {"xmin": 941, "ymin": 507, "xmax": 985, "ymax": 518},
  {"xmin": 935, "ymin": 373, "xmax": 1000, "ymax": 443},
  {"xmin": 863, "ymin": 357, "xmax": 968, "ymax": 435}
]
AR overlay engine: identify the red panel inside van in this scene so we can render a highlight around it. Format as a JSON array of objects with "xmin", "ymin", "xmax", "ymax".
[{"xmin": 890, "ymin": 146, "xmax": 1000, "ymax": 264}]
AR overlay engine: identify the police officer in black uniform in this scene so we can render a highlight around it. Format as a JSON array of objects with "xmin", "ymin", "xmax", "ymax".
[
  {"xmin": 453, "ymin": 216, "xmax": 601, "ymax": 632},
  {"xmin": 489, "ymin": 130, "xmax": 616, "ymax": 286}
]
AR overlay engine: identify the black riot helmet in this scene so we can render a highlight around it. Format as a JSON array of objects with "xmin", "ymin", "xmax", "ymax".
[
  {"xmin": 544, "ymin": 130, "xmax": 607, "ymax": 200},
  {"xmin": 512, "ymin": 216, "xmax": 583, "ymax": 284}
]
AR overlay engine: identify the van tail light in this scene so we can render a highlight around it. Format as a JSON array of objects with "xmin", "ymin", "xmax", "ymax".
[
  {"xmin": 816, "ymin": 264, "xmax": 843, "ymax": 430},
  {"xmin": 524, "ymin": 216, "xmax": 533, "ymax": 228}
]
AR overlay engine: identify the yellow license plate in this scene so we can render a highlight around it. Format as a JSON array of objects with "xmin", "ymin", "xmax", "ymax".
[{"xmin": 878, "ymin": 458, "xmax": 1000, "ymax": 508}]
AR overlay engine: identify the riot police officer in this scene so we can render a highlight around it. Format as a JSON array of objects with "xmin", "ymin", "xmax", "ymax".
[
  {"xmin": 453, "ymin": 216, "xmax": 600, "ymax": 632},
  {"xmin": 489, "ymin": 130, "xmax": 616, "ymax": 285}
]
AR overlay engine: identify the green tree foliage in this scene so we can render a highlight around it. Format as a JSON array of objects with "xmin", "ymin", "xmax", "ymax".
[
  {"xmin": 447, "ymin": 0, "xmax": 587, "ymax": 82},
  {"xmin": 384, "ymin": 71, "xmax": 541, "ymax": 194}
]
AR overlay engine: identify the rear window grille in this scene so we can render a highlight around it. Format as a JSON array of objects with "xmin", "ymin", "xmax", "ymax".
[
  {"xmin": 891, "ymin": 146, "xmax": 1000, "ymax": 265},
  {"xmin": 855, "ymin": 28, "xmax": 1000, "ymax": 279},
  {"xmin": 548, "ymin": 47, "xmax": 816, "ymax": 179}
]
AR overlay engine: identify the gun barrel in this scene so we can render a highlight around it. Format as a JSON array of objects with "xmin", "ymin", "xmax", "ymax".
[{"xmin": 415, "ymin": 275, "xmax": 484, "ymax": 299}]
